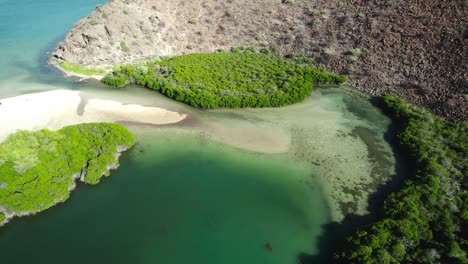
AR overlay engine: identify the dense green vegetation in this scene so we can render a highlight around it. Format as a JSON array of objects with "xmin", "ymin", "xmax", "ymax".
[
  {"xmin": 59, "ymin": 62, "xmax": 106, "ymax": 76},
  {"xmin": 102, "ymin": 52, "xmax": 346, "ymax": 108},
  {"xmin": 0, "ymin": 123, "xmax": 135, "ymax": 225},
  {"xmin": 336, "ymin": 96, "xmax": 467, "ymax": 263}
]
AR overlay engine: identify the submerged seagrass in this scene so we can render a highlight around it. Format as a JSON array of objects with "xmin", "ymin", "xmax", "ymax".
[
  {"xmin": 0, "ymin": 123, "xmax": 135, "ymax": 226},
  {"xmin": 102, "ymin": 52, "xmax": 346, "ymax": 108},
  {"xmin": 335, "ymin": 96, "xmax": 468, "ymax": 263}
]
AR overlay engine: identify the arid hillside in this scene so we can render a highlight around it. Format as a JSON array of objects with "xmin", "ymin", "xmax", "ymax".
[{"xmin": 52, "ymin": 0, "xmax": 467, "ymax": 121}]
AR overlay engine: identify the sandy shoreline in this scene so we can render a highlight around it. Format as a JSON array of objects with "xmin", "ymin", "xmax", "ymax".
[
  {"xmin": 49, "ymin": 59, "xmax": 106, "ymax": 81},
  {"xmin": 0, "ymin": 89, "xmax": 187, "ymax": 142}
]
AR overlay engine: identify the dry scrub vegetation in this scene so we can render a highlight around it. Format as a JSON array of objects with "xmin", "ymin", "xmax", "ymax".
[{"xmin": 53, "ymin": 0, "xmax": 467, "ymax": 121}]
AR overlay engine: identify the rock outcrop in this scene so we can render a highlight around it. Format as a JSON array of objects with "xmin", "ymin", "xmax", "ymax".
[
  {"xmin": 52, "ymin": 0, "xmax": 468, "ymax": 122},
  {"xmin": 52, "ymin": 0, "xmax": 303, "ymax": 65}
]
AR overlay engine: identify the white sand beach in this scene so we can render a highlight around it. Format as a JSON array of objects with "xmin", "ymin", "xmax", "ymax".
[{"xmin": 0, "ymin": 89, "xmax": 187, "ymax": 141}]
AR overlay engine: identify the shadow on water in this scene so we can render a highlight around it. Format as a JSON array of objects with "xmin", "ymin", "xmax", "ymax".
[{"xmin": 298, "ymin": 96, "xmax": 415, "ymax": 263}]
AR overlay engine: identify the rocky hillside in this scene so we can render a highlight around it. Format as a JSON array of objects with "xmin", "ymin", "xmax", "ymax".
[
  {"xmin": 52, "ymin": 0, "xmax": 467, "ymax": 122},
  {"xmin": 52, "ymin": 0, "xmax": 303, "ymax": 65}
]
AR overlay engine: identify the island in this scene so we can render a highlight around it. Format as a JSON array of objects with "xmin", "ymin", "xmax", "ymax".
[{"xmin": 0, "ymin": 123, "xmax": 135, "ymax": 226}]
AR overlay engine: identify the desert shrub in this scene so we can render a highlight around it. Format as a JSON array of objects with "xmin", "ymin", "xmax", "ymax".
[
  {"xmin": 120, "ymin": 41, "xmax": 131, "ymax": 52},
  {"xmin": 351, "ymin": 48, "xmax": 362, "ymax": 57},
  {"xmin": 186, "ymin": 44, "xmax": 196, "ymax": 49},
  {"xmin": 188, "ymin": 17, "xmax": 198, "ymax": 24},
  {"xmin": 260, "ymin": 45, "xmax": 280, "ymax": 56}
]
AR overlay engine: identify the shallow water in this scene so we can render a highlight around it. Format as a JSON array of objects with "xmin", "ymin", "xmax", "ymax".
[
  {"xmin": 0, "ymin": 132, "xmax": 328, "ymax": 264},
  {"xmin": 75, "ymin": 85, "xmax": 396, "ymax": 221},
  {"xmin": 0, "ymin": 0, "xmax": 398, "ymax": 263},
  {"xmin": 0, "ymin": 0, "xmax": 106, "ymax": 96},
  {"xmin": 182, "ymin": 87, "xmax": 396, "ymax": 220}
]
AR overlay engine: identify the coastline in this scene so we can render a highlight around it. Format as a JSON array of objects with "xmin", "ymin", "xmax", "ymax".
[
  {"xmin": 51, "ymin": 0, "xmax": 466, "ymax": 122},
  {"xmin": 0, "ymin": 144, "xmax": 131, "ymax": 227},
  {"xmin": 0, "ymin": 89, "xmax": 187, "ymax": 142},
  {"xmin": 49, "ymin": 58, "xmax": 106, "ymax": 81}
]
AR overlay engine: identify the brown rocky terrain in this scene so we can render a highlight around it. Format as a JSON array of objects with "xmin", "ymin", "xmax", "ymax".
[{"xmin": 52, "ymin": 0, "xmax": 467, "ymax": 122}]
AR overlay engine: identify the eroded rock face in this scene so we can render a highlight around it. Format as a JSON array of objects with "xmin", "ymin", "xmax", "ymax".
[
  {"xmin": 52, "ymin": 0, "xmax": 306, "ymax": 65},
  {"xmin": 53, "ymin": 0, "xmax": 468, "ymax": 122}
]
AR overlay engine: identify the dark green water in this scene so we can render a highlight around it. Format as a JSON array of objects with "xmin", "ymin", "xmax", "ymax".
[
  {"xmin": 0, "ymin": 132, "xmax": 328, "ymax": 264},
  {"xmin": 0, "ymin": 0, "xmax": 399, "ymax": 263}
]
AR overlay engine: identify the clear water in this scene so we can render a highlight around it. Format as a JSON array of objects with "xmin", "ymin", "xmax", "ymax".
[
  {"xmin": 0, "ymin": 132, "xmax": 328, "ymax": 264},
  {"xmin": 0, "ymin": 0, "xmax": 106, "ymax": 97},
  {"xmin": 0, "ymin": 1, "xmax": 398, "ymax": 263}
]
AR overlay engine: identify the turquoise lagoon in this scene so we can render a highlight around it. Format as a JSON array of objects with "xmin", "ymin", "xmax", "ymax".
[{"xmin": 0, "ymin": 1, "xmax": 398, "ymax": 263}]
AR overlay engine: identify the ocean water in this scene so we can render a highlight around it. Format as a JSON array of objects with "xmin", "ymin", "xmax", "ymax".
[
  {"xmin": 0, "ymin": 1, "xmax": 398, "ymax": 263},
  {"xmin": 0, "ymin": 0, "xmax": 106, "ymax": 97}
]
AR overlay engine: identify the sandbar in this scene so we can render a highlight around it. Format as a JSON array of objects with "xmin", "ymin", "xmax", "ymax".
[{"xmin": 0, "ymin": 89, "xmax": 187, "ymax": 141}]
